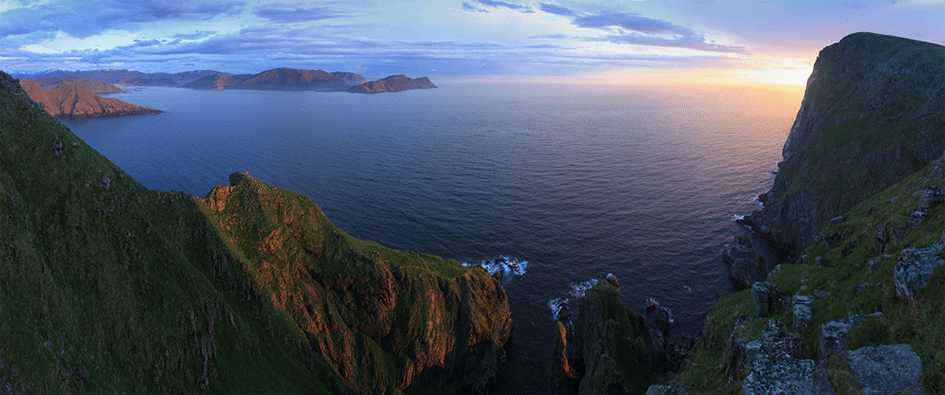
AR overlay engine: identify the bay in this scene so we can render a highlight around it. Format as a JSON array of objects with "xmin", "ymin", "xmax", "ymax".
[{"xmin": 64, "ymin": 82, "xmax": 803, "ymax": 391}]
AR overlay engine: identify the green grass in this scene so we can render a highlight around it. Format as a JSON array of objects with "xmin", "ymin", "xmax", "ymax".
[
  {"xmin": 679, "ymin": 157, "xmax": 945, "ymax": 393},
  {"xmin": 0, "ymin": 71, "xmax": 511, "ymax": 394}
]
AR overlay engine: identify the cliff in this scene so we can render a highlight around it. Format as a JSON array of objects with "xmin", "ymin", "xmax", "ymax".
[
  {"xmin": 679, "ymin": 33, "xmax": 945, "ymax": 394},
  {"xmin": 19, "ymin": 79, "xmax": 163, "ymax": 117},
  {"xmin": 550, "ymin": 279, "xmax": 678, "ymax": 395},
  {"xmin": 183, "ymin": 68, "xmax": 367, "ymax": 91},
  {"xmin": 744, "ymin": 32, "xmax": 945, "ymax": 254},
  {"xmin": 0, "ymin": 70, "xmax": 511, "ymax": 393},
  {"xmin": 350, "ymin": 74, "xmax": 437, "ymax": 93}
]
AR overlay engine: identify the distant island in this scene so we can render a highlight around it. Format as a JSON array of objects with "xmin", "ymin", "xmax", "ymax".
[{"xmin": 17, "ymin": 67, "xmax": 437, "ymax": 94}]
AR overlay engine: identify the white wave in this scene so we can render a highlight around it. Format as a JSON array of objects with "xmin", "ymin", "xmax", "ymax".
[
  {"xmin": 462, "ymin": 255, "xmax": 528, "ymax": 278},
  {"xmin": 548, "ymin": 297, "xmax": 568, "ymax": 321},
  {"xmin": 568, "ymin": 279, "xmax": 599, "ymax": 299},
  {"xmin": 732, "ymin": 214, "xmax": 745, "ymax": 222}
]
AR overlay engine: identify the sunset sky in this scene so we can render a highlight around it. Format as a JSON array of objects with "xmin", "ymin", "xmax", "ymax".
[{"xmin": 1, "ymin": 0, "xmax": 942, "ymax": 86}]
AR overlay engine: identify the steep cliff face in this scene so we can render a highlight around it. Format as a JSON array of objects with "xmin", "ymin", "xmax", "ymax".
[
  {"xmin": 199, "ymin": 172, "xmax": 513, "ymax": 393},
  {"xmin": 0, "ymin": 70, "xmax": 511, "ymax": 393},
  {"xmin": 350, "ymin": 75, "xmax": 437, "ymax": 93},
  {"xmin": 747, "ymin": 32, "xmax": 945, "ymax": 253},
  {"xmin": 19, "ymin": 79, "xmax": 163, "ymax": 117}
]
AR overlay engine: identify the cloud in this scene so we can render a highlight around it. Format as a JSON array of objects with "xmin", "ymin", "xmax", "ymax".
[
  {"xmin": 477, "ymin": 0, "xmax": 531, "ymax": 11},
  {"xmin": 0, "ymin": 0, "xmax": 245, "ymax": 39},
  {"xmin": 538, "ymin": 3, "xmax": 575, "ymax": 16},
  {"xmin": 529, "ymin": 8, "xmax": 747, "ymax": 54},
  {"xmin": 462, "ymin": 2, "xmax": 489, "ymax": 12},
  {"xmin": 254, "ymin": 4, "xmax": 345, "ymax": 23},
  {"xmin": 572, "ymin": 12, "xmax": 698, "ymax": 36},
  {"xmin": 596, "ymin": 32, "xmax": 748, "ymax": 53}
]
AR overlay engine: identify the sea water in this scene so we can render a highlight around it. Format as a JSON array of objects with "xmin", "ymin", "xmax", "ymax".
[{"xmin": 63, "ymin": 82, "xmax": 803, "ymax": 391}]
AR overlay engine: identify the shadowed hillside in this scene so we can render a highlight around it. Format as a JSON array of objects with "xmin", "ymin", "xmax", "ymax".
[{"xmin": 0, "ymin": 70, "xmax": 511, "ymax": 393}]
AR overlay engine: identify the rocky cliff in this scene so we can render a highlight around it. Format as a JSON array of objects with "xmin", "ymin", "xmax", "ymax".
[
  {"xmin": 744, "ymin": 32, "xmax": 945, "ymax": 254},
  {"xmin": 550, "ymin": 278, "xmax": 683, "ymax": 395},
  {"xmin": 681, "ymin": 33, "xmax": 945, "ymax": 394},
  {"xmin": 0, "ymin": 70, "xmax": 511, "ymax": 393},
  {"xmin": 19, "ymin": 79, "xmax": 162, "ymax": 117},
  {"xmin": 349, "ymin": 74, "xmax": 437, "ymax": 93}
]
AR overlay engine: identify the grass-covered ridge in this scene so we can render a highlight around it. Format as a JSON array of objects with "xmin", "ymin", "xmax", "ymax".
[
  {"xmin": 0, "ymin": 70, "xmax": 511, "ymax": 393},
  {"xmin": 680, "ymin": 157, "xmax": 945, "ymax": 393},
  {"xmin": 751, "ymin": 32, "xmax": 945, "ymax": 253},
  {"xmin": 197, "ymin": 171, "xmax": 512, "ymax": 393}
]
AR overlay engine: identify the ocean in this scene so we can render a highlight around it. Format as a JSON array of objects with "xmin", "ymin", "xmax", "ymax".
[{"xmin": 63, "ymin": 82, "xmax": 803, "ymax": 392}]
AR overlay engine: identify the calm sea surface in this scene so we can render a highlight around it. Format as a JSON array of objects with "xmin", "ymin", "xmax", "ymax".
[{"xmin": 63, "ymin": 83, "xmax": 803, "ymax": 392}]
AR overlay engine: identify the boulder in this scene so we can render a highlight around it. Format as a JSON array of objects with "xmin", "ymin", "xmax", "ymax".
[
  {"xmin": 751, "ymin": 281, "xmax": 788, "ymax": 318},
  {"xmin": 907, "ymin": 210, "xmax": 929, "ymax": 228},
  {"xmin": 792, "ymin": 295, "xmax": 814, "ymax": 334},
  {"xmin": 827, "ymin": 215, "xmax": 847, "ymax": 227},
  {"xmin": 895, "ymin": 243, "xmax": 945, "ymax": 300},
  {"xmin": 840, "ymin": 344, "xmax": 924, "ymax": 395},
  {"xmin": 918, "ymin": 186, "xmax": 945, "ymax": 210},
  {"xmin": 875, "ymin": 224, "xmax": 890, "ymax": 252},
  {"xmin": 818, "ymin": 312, "xmax": 883, "ymax": 360},
  {"xmin": 722, "ymin": 235, "xmax": 771, "ymax": 290},
  {"xmin": 741, "ymin": 320, "xmax": 833, "ymax": 395}
]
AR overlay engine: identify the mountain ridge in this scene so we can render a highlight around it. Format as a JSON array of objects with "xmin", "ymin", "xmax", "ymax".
[{"xmin": 0, "ymin": 70, "xmax": 510, "ymax": 393}]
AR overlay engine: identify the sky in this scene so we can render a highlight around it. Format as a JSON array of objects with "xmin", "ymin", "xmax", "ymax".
[{"xmin": 0, "ymin": 0, "xmax": 943, "ymax": 86}]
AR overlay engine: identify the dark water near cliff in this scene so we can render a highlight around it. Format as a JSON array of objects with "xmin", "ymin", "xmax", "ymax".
[{"xmin": 64, "ymin": 83, "xmax": 802, "ymax": 392}]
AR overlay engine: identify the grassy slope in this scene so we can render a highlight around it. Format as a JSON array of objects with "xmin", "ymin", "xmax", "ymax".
[
  {"xmin": 0, "ymin": 73, "xmax": 340, "ymax": 393},
  {"xmin": 680, "ymin": 159, "xmax": 945, "ymax": 393},
  {"xmin": 197, "ymin": 173, "xmax": 512, "ymax": 393},
  {"xmin": 0, "ymin": 70, "xmax": 510, "ymax": 394}
]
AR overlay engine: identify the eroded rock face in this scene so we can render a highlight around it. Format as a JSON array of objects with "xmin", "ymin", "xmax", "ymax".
[
  {"xmin": 551, "ymin": 281, "xmax": 654, "ymax": 395},
  {"xmin": 200, "ymin": 172, "xmax": 513, "ymax": 393},
  {"xmin": 751, "ymin": 281, "xmax": 787, "ymax": 318},
  {"xmin": 818, "ymin": 312, "xmax": 883, "ymax": 360},
  {"xmin": 841, "ymin": 344, "xmax": 924, "ymax": 395},
  {"xmin": 895, "ymin": 243, "xmax": 945, "ymax": 300},
  {"xmin": 722, "ymin": 235, "xmax": 772, "ymax": 290},
  {"xmin": 741, "ymin": 320, "xmax": 833, "ymax": 395}
]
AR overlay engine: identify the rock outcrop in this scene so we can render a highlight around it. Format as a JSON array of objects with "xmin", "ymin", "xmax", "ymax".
[
  {"xmin": 349, "ymin": 74, "xmax": 437, "ymax": 93},
  {"xmin": 744, "ymin": 32, "xmax": 945, "ymax": 254},
  {"xmin": 818, "ymin": 312, "xmax": 883, "ymax": 360},
  {"xmin": 741, "ymin": 320, "xmax": 832, "ymax": 395},
  {"xmin": 895, "ymin": 243, "xmax": 945, "ymax": 301},
  {"xmin": 551, "ymin": 281, "xmax": 654, "ymax": 394},
  {"xmin": 19, "ymin": 79, "xmax": 162, "ymax": 117},
  {"xmin": 722, "ymin": 234, "xmax": 772, "ymax": 290},
  {"xmin": 201, "ymin": 172, "xmax": 513, "ymax": 393},
  {"xmin": 840, "ymin": 344, "xmax": 924, "ymax": 395}
]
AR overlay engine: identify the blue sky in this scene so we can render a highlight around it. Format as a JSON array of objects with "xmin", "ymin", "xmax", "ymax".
[{"xmin": 1, "ymin": 0, "xmax": 942, "ymax": 85}]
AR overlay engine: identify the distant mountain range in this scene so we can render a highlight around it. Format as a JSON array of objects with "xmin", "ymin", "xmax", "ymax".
[
  {"xmin": 15, "ymin": 68, "xmax": 437, "ymax": 93},
  {"xmin": 14, "ymin": 69, "xmax": 227, "ymax": 86}
]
